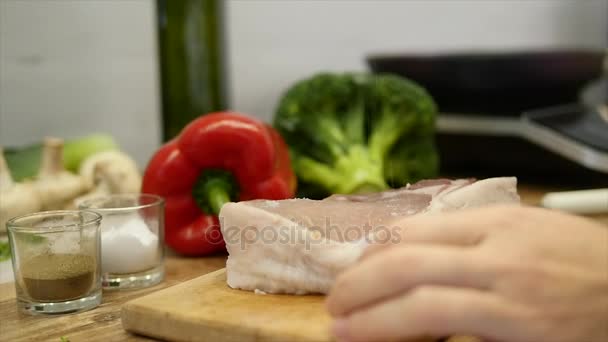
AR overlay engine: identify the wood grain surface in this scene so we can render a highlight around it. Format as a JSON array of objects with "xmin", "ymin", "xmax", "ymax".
[
  {"xmin": 0, "ymin": 184, "xmax": 605, "ymax": 341},
  {"xmin": 123, "ymin": 269, "xmax": 336, "ymax": 342},
  {"xmin": 122, "ymin": 269, "xmax": 480, "ymax": 342}
]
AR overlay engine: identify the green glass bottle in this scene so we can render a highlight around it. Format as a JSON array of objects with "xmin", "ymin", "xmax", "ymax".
[{"xmin": 156, "ymin": 0, "xmax": 228, "ymax": 141}]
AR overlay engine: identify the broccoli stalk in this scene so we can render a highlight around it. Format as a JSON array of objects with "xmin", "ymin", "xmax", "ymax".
[
  {"xmin": 274, "ymin": 72, "xmax": 438, "ymax": 198},
  {"xmin": 294, "ymin": 145, "xmax": 387, "ymax": 195}
]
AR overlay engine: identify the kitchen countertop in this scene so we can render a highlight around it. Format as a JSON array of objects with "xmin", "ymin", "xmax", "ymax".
[{"xmin": 0, "ymin": 184, "xmax": 606, "ymax": 341}]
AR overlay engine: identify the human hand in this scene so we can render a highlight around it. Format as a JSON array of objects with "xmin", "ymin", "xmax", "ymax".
[{"xmin": 326, "ymin": 206, "xmax": 608, "ymax": 342}]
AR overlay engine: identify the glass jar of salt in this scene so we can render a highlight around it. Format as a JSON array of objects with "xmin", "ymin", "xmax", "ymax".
[
  {"xmin": 7, "ymin": 210, "xmax": 102, "ymax": 315},
  {"xmin": 79, "ymin": 194, "xmax": 164, "ymax": 289}
]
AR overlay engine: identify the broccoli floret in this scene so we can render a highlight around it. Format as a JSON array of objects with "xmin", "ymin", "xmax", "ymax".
[{"xmin": 274, "ymin": 72, "xmax": 439, "ymax": 197}]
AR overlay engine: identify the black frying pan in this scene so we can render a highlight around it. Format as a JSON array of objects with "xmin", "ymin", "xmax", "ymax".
[{"xmin": 367, "ymin": 50, "xmax": 605, "ymax": 116}]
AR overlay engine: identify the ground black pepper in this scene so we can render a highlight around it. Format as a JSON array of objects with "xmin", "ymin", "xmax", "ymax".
[{"xmin": 21, "ymin": 254, "xmax": 95, "ymax": 301}]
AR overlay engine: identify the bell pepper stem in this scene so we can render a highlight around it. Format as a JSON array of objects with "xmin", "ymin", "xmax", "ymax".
[
  {"xmin": 192, "ymin": 169, "xmax": 239, "ymax": 215},
  {"xmin": 206, "ymin": 182, "xmax": 232, "ymax": 215}
]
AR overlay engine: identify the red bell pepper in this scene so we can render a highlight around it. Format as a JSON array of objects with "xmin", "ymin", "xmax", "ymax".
[{"xmin": 142, "ymin": 112, "xmax": 296, "ymax": 255}]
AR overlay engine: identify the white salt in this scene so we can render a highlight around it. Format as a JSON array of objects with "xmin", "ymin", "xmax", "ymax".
[{"xmin": 100, "ymin": 214, "xmax": 158, "ymax": 274}]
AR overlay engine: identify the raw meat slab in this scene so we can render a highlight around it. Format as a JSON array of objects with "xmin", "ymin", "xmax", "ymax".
[{"xmin": 221, "ymin": 178, "xmax": 520, "ymax": 294}]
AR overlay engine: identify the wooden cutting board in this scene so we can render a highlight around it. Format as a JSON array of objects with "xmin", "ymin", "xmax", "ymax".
[
  {"xmin": 122, "ymin": 268, "xmax": 335, "ymax": 342},
  {"xmin": 123, "ymin": 268, "xmax": 472, "ymax": 342},
  {"xmin": 122, "ymin": 268, "xmax": 480, "ymax": 342}
]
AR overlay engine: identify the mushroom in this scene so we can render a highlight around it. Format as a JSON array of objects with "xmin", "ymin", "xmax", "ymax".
[
  {"xmin": 69, "ymin": 150, "xmax": 142, "ymax": 208},
  {"xmin": 36, "ymin": 138, "xmax": 86, "ymax": 210},
  {"xmin": 0, "ymin": 147, "xmax": 41, "ymax": 233},
  {"xmin": 79, "ymin": 150, "xmax": 141, "ymax": 193}
]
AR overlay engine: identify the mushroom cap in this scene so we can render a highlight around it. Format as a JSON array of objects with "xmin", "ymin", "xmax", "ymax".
[{"xmin": 79, "ymin": 150, "xmax": 141, "ymax": 193}]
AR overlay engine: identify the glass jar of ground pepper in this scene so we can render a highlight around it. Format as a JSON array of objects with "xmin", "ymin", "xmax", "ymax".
[{"xmin": 7, "ymin": 210, "xmax": 102, "ymax": 315}]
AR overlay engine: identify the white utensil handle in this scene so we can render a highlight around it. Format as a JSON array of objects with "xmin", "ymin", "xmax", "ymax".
[{"xmin": 541, "ymin": 189, "xmax": 608, "ymax": 214}]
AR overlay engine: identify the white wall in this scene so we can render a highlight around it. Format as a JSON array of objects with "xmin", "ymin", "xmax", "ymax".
[
  {"xmin": 227, "ymin": 0, "xmax": 607, "ymax": 121},
  {"xmin": 0, "ymin": 0, "xmax": 160, "ymax": 166},
  {"xmin": 1, "ymin": 0, "xmax": 606, "ymax": 165}
]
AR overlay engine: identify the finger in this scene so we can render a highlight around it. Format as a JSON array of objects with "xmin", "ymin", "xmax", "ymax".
[
  {"xmin": 331, "ymin": 286, "xmax": 529, "ymax": 342},
  {"xmin": 363, "ymin": 205, "xmax": 521, "ymax": 260},
  {"xmin": 326, "ymin": 246, "xmax": 491, "ymax": 316},
  {"xmin": 362, "ymin": 212, "xmax": 486, "ymax": 260},
  {"xmin": 398, "ymin": 205, "xmax": 523, "ymax": 246}
]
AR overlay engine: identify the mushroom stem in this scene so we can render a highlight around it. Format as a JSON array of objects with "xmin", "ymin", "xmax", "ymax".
[
  {"xmin": 95, "ymin": 162, "xmax": 126, "ymax": 193},
  {"xmin": 39, "ymin": 137, "xmax": 65, "ymax": 177},
  {"xmin": 0, "ymin": 147, "xmax": 14, "ymax": 191}
]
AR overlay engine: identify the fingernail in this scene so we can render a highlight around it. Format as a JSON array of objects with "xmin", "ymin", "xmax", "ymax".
[{"xmin": 331, "ymin": 318, "xmax": 350, "ymax": 342}]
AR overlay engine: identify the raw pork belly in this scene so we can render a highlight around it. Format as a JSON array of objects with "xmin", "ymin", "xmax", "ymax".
[{"xmin": 219, "ymin": 177, "xmax": 519, "ymax": 294}]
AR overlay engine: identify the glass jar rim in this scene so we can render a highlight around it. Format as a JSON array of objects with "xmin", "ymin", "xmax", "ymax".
[
  {"xmin": 7, "ymin": 210, "xmax": 102, "ymax": 233},
  {"xmin": 78, "ymin": 193, "xmax": 164, "ymax": 212}
]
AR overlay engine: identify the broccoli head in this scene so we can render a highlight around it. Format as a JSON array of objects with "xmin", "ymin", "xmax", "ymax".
[{"xmin": 274, "ymin": 72, "xmax": 439, "ymax": 198}]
